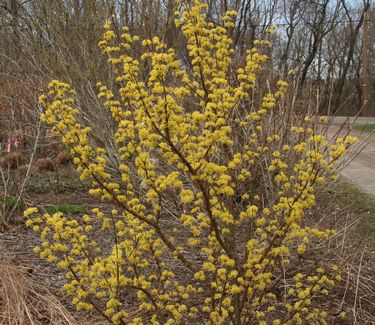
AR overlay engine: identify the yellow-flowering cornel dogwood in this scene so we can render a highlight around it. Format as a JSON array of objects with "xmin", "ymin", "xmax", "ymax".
[{"xmin": 25, "ymin": 1, "xmax": 357, "ymax": 324}]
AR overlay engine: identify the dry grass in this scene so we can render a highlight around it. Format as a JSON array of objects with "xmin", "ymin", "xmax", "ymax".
[
  {"xmin": 0, "ymin": 257, "xmax": 93, "ymax": 325},
  {"xmin": 316, "ymin": 180, "xmax": 375, "ymax": 324},
  {"xmin": 0, "ymin": 153, "xmax": 26, "ymax": 170},
  {"xmin": 35, "ymin": 158, "xmax": 56, "ymax": 172},
  {"xmin": 55, "ymin": 152, "xmax": 72, "ymax": 166}
]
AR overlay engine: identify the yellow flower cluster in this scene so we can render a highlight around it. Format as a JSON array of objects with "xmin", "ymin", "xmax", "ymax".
[{"xmin": 26, "ymin": 0, "xmax": 356, "ymax": 323}]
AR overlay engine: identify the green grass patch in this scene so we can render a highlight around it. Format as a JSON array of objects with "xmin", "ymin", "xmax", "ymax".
[
  {"xmin": 332, "ymin": 180, "xmax": 375, "ymax": 235},
  {"xmin": 0, "ymin": 196, "xmax": 26, "ymax": 224},
  {"xmin": 45, "ymin": 204, "xmax": 85, "ymax": 215},
  {"xmin": 2, "ymin": 196, "xmax": 25, "ymax": 211},
  {"xmin": 353, "ymin": 124, "xmax": 375, "ymax": 132}
]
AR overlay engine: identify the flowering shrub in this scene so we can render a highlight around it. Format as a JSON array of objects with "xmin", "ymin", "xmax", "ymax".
[{"xmin": 25, "ymin": 1, "xmax": 357, "ymax": 324}]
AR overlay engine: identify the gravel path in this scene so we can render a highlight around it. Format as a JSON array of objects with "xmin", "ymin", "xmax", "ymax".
[{"xmin": 328, "ymin": 117, "xmax": 375, "ymax": 196}]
